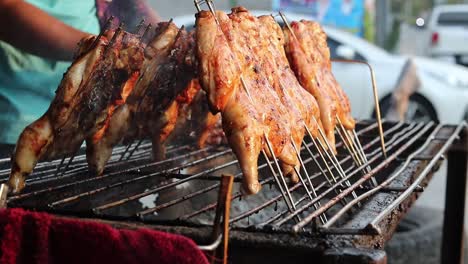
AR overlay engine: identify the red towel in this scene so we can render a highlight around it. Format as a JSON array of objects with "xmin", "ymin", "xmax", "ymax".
[{"xmin": 0, "ymin": 208, "xmax": 208, "ymax": 264}]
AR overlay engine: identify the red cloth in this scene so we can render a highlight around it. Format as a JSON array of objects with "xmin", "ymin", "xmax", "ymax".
[{"xmin": 0, "ymin": 208, "xmax": 208, "ymax": 264}]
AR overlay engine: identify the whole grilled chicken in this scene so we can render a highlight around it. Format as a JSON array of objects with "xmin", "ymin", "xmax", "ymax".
[
  {"xmin": 257, "ymin": 13, "xmax": 322, "ymax": 177},
  {"xmin": 8, "ymin": 29, "xmax": 144, "ymax": 193},
  {"xmin": 304, "ymin": 21, "xmax": 355, "ymax": 130},
  {"xmin": 86, "ymin": 23, "xmax": 200, "ymax": 174},
  {"xmin": 283, "ymin": 22, "xmax": 338, "ymax": 152},
  {"xmin": 284, "ymin": 20, "xmax": 355, "ymax": 137},
  {"xmin": 146, "ymin": 28, "xmax": 198, "ymax": 160},
  {"xmin": 197, "ymin": 10, "xmax": 302, "ymax": 194},
  {"xmin": 86, "ymin": 22, "xmax": 181, "ymax": 175}
]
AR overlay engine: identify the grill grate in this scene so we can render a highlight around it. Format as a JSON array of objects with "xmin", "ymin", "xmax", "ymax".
[{"xmin": 2, "ymin": 120, "xmax": 464, "ymax": 237}]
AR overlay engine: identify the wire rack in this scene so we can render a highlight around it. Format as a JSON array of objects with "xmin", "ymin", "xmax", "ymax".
[{"xmin": 2, "ymin": 120, "xmax": 464, "ymax": 236}]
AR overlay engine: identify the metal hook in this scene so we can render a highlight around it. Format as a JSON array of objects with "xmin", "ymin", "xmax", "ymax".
[{"xmin": 331, "ymin": 58, "xmax": 387, "ymax": 158}]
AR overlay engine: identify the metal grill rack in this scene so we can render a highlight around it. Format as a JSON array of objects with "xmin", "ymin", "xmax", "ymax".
[{"xmin": 0, "ymin": 120, "xmax": 462, "ymax": 227}]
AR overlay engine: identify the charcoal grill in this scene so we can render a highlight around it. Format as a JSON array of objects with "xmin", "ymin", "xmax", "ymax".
[{"xmin": 0, "ymin": 120, "xmax": 466, "ymax": 264}]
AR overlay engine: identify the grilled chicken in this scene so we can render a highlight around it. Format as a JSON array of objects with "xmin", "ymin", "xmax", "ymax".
[
  {"xmin": 86, "ymin": 22, "xmax": 180, "ymax": 175},
  {"xmin": 305, "ymin": 21, "xmax": 355, "ymax": 130},
  {"xmin": 197, "ymin": 10, "xmax": 306, "ymax": 194},
  {"xmin": 86, "ymin": 23, "xmax": 199, "ymax": 175},
  {"xmin": 171, "ymin": 82, "xmax": 224, "ymax": 149},
  {"xmin": 147, "ymin": 29, "xmax": 198, "ymax": 160},
  {"xmin": 284, "ymin": 20, "xmax": 355, "ymax": 140},
  {"xmin": 283, "ymin": 22, "xmax": 338, "ymax": 151},
  {"xmin": 8, "ymin": 29, "xmax": 144, "ymax": 193},
  {"xmin": 223, "ymin": 8, "xmax": 316, "ymax": 182},
  {"xmin": 256, "ymin": 13, "xmax": 322, "ymax": 178}
]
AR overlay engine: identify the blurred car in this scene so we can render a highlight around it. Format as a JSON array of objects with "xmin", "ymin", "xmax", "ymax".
[
  {"xmin": 173, "ymin": 11, "xmax": 468, "ymax": 124},
  {"xmin": 426, "ymin": 4, "xmax": 468, "ymax": 67}
]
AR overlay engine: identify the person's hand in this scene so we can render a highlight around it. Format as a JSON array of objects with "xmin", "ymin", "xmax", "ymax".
[{"xmin": 0, "ymin": 0, "xmax": 94, "ymax": 61}]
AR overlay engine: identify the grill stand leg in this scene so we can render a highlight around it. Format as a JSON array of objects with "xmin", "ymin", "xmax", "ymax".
[
  {"xmin": 441, "ymin": 138, "xmax": 468, "ymax": 264},
  {"xmin": 322, "ymin": 248, "xmax": 387, "ymax": 264}
]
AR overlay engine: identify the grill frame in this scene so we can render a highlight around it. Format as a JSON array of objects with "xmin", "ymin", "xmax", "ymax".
[{"xmin": 1, "ymin": 120, "xmax": 466, "ymax": 263}]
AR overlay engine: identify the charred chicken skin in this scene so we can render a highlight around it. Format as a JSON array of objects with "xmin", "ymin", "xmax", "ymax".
[
  {"xmin": 8, "ymin": 29, "xmax": 144, "ymax": 193},
  {"xmin": 86, "ymin": 23, "xmax": 200, "ymax": 175},
  {"xmin": 147, "ymin": 28, "xmax": 198, "ymax": 160},
  {"xmin": 86, "ymin": 22, "xmax": 181, "ymax": 175}
]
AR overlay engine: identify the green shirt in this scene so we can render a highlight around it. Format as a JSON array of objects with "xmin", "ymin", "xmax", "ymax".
[{"xmin": 0, "ymin": 0, "xmax": 100, "ymax": 144}]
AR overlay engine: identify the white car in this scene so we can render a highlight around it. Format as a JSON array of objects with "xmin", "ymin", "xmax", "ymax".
[
  {"xmin": 173, "ymin": 11, "xmax": 468, "ymax": 124},
  {"xmin": 426, "ymin": 4, "xmax": 468, "ymax": 66}
]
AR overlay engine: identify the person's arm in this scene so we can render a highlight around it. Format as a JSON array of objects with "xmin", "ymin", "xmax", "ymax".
[{"xmin": 0, "ymin": 0, "xmax": 93, "ymax": 61}]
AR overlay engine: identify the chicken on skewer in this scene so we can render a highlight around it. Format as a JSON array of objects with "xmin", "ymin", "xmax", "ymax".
[
  {"xmin": 304, "ymin": 21, "xmax": 355, "ymax": 130},
  {"xmin": 146, "ymin": 28, "xmax": 198, "ymax": 160},
  {"xmin": 86, "ymin": 22, "xmax": 181, "ymax": 175},
  {"xmin": 8, "ymin": 28, "xmax": 145, "ymax": 193},
  {"xmin": 283, "ymin": 21, "xmax": 339, "ymax": 152},
  {"xmin": 166, "ymin": 79, "xmax": 224, "ymax": 149},
  {"xmin": 284, "ymin": 20, "xmax": 355, "ymax": 134},
  {"xmin": 257, "ymin": 13, "xmax": 322, "ymax": 176},
  {"xmin": 219, "ymin": 10, "xmax": 300, "ymax": 167},
  {"xmin": 197, "ymin": 10, "xmax": 301, "ymax": 194},
  {"xmin": 224, "ymin": 8, "xmax": 320, "ymax": 182}
]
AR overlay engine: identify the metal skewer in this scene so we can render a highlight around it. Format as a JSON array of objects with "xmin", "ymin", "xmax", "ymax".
[
  {"xmin": 126, "ymin": 138, "xmax": 144, "ymax": 160},
  {"xmin": 104, "ymin": 23, "xmax": 124, "ymax": 55},
  {"xmin": 139, "ymin": 24, "xmax": 152, "ymax": 41},
  {"xmin": 335, "ymin": 120, "xmax": 368, "ymax": 174},
  {"xmin": 306, "ymin": 122, "xmax": 358, "ymax": 202},
  {"xmin": 59, "ymin": 151, "xmax": 78, "ymax": 177},
  {"xmin": 135, "ymin": 19, "xmax": 146, "ymax": 34},
  {"xmin": 118, "ymin": 143, "xmax": 134, "ymax": 161},
  {"xmin": 291, "ymin": 138, "xmax": 327, "ymax": 224},
  {"xmin": 53, "ymin": 156, "xmax": 67, "ymax": 178},
  {"xmin": 88, "ymin": 16, "xmax": 115, "ymax": 53},
  {"xmin": 331, "ymin": 58, "xmax": 387, "ymax": 158},
  {"xmin": 263, "ymin": 136, "xmax": 298, "ymax": 215},
  {"xmin": 302, "ymin": 138, "xmax": 349, "ymax": 206}
]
